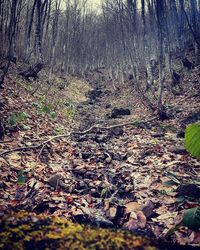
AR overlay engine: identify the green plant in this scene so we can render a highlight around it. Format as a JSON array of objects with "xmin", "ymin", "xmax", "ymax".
[
  {"xmin": 63, "ymin": 105, "xmax": 76, "ymax": 119},
  {"xmin": 185, "ymin": 122, "xmax": 200, "ymax": 158},
  {"xmin": 17, "ymin": 170, "xmax": 26, "ymax": 184},
  {"xmin": 38, "ymin": 103, "xmax": 54, "ymax": 114},
  {"xmin": 34, "ymin": 100, "xmax": 56, "ymax": 118},
  {"xmin": 166, "ymin": 123, "xmax": 200, "ymax": 236},
  {"xmin": 8, "ymin": 112, "xmax": 28, "ymax": 127}
]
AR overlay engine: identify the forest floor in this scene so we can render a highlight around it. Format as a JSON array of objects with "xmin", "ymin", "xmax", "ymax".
[{"xmin": 0, "ymin": 54, "xmax": 200, "ymax": 249}]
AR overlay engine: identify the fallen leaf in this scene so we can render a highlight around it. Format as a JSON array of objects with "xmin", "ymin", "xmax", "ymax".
[
  {"xmin": 125, "ymin": 202, "xmax": 141, "ymax": 214},
  {"xmin": 137, "ymin": 211, "xmax": 147, "ymax": 228}
]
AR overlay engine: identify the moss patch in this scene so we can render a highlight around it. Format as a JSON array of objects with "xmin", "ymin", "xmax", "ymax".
[{"xmin": 0, "ymin": 211, "xmax": 157, "ymax": 250}]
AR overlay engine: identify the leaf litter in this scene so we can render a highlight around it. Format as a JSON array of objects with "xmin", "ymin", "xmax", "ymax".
[{"xmin": 0, "ymin": 63, "xmax": 200, "ymax": 247}]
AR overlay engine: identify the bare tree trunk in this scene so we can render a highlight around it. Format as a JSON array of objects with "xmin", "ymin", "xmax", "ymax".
[
  {"xmin": 0, "ymin": 0, "xmax": 18, "ymax": 89},
  {"xmin": 26, "ymin": 0, "xmax": 36, "ymax": 62},
  {"xmin": 155, "ymin": 0, "xmax": 167, "ymax": 120}
]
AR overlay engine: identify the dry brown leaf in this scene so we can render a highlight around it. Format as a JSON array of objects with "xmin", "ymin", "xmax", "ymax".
[
  {"xmin": 125, "ymin": 202, "xmax": 141, "ymax": 214},
  {"xmin": 137, "ymin": 211, "xmax": 147, "ymax": 228},
  {"xmin": 123, "ymin": 218, "xmax": 138, "ymax": 230}
]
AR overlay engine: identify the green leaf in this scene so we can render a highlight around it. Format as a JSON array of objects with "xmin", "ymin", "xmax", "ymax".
[
  {"xmin": 101, "ymin": 188, "xmax": 107, "ymax": 197},
  {"xmin": 182, "ymin": 206, "xmax": 200, "ymax": 230},
  {"xmin": 17, "ymin": 111, "xmax": 28, "ymax": 122},
  {"xmin": 8, "ymin": 114, "xmax": 17, "ymax": 126},
  {"xmin": 17, "ymin": 170, "xmax": 26, "ymax": 184},
  {"xmin": 185, "ymin": 123, "xmax": 200, "ymax": 158},
  {"xmin": 50, "ymin": 111, "xmax": 57, "ymax": 119}
]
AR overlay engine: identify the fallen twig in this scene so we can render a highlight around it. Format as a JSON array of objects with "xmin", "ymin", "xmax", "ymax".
[
  {"xmin": 0, "ymin": 134, "xmax": 70, "ymax": 156},
  {"xmin": 0, "ymin": 116, "xmax": 157, "ymax": 156},
  {"xmin": 71, "ymin": 116, "xmax": 158, "ymax": 135}
]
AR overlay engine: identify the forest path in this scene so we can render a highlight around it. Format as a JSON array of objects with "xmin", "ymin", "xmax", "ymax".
[{"xmin": 0, "ymin": 64, "xmax": 200, "ymax": 247}]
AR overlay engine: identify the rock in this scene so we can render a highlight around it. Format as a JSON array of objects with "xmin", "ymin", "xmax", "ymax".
[
  {"xmin": 168, "ymin": 146, "xmax": 187, "ymax": 155},
  {"xmin": 47, "ymin": 174, "xmax": 62, "ymax": 188},
  {"xmin": 109, "ymin": 127, "xmax": 124, "ymax": 136},
  {"xmin": 111, "ymin": 108, "xmax": 131, "ymax": 118}
]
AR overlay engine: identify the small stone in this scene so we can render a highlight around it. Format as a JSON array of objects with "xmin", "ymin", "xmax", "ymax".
[
  {"xmin": 111, "ymin": 108, "xmax": 131, "ymax": 118},
  {"xmin": 47, "ymin": 174, "xmax": 62, "ymax": 188},
  {"xmin": 168, "ymin": 146, "xmax": 187, "ymax": 155},
  {"xmin": 152, "ymin": 132, "xmax": 164, "ymax": 138},
  {"xmin": 110, "ymin": 127, "xmax": 124, "ymax": 136}
]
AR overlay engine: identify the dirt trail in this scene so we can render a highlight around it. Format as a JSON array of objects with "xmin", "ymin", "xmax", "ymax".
[{"xmin": 0, "ymin": 64, "xmax": 200, "ymax": 247}]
